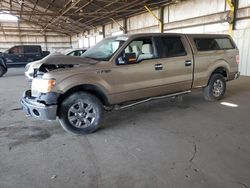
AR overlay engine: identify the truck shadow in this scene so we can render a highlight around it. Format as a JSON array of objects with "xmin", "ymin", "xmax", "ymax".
[
  {"xmin": 101, "ymin": 77, "xmax": 250, "ymax": 132},
  {"xmin": 101, "ymin": 93, "xmax": 205, "ymax": 131}
]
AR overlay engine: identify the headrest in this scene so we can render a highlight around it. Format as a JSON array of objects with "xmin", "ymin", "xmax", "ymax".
[
  {"xmin": 132, "ymin": 45, "xmax": 140, "ymax": 52},
  {"xmin": 125, "ymin": 46, "xmax": 132, "ymax": 53},
  {"xmin": 142, "ymin": 44, "xmax": 153, "ymax": 54}
]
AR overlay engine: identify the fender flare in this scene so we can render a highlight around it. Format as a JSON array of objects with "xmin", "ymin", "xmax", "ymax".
[{"xmin": 57, "ymin": 84, "xmax": 110, "ymax": 107}]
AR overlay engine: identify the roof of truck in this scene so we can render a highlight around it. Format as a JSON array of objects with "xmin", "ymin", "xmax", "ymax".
[{"xmin": 112, "ymin": 33, "xmax": 230, "ymax": 39}]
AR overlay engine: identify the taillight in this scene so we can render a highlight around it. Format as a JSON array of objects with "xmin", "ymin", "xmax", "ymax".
[{"xmin": 236, "ymin": 55, "xmax": 240, "ymax": 65}]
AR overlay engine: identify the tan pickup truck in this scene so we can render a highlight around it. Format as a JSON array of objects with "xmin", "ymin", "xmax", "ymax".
[{"xmin": 21, "ymin": 33, "xmax": 240, "ymax": 134}]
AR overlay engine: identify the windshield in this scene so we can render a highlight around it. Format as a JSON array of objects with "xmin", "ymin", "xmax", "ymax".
[{"xmin": 82, "ymin": 36, "xmax": 127, "ymax": 61}]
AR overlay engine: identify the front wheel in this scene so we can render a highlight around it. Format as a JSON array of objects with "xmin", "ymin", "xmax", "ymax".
[
  {"xmin": 58, "ymin": 92, "xmax": 103, "ymax": 135},
  {"xmin": 0, "ymin": 65, "xmax": 7, "ymax": 77},
  {"xmin": 203, "ymin": 74, "xmax": 226, "ymax": 101}
]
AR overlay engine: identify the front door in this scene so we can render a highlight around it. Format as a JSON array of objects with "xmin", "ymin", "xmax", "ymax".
[
  {"xmin": 111, "ymin": 37, "xmax": 168, "ymax": 104},
  {"xmin": 4, "ymin": 46, "xmax": 26, "ymax": 67}
]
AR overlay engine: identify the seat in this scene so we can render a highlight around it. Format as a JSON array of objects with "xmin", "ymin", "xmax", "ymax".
[
  {"xmin": 132, "ymin": 45, "xmax": 141, "ymax": 59},
  {"xmin": 138, "ymin": 44, "xmax": 154, "ymax": 61},
  {"xmin": 125, "ymin": 46, "xmax": 133, "ymax": 53}
]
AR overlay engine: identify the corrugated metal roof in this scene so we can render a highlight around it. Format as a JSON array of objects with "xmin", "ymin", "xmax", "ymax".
[{"xmin": 0, "ymin": 0, "xmax": 175, "ymax": 35}]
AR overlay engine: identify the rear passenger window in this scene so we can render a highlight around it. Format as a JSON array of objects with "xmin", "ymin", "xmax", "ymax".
[
  {"xmin": 24, "ymin": 46, "xmax": 40, "ymax": 53},
  {"xmin": 194, "ymin": 37, "xmax": 235, "ymax": 51},
  {"xmin": 9, "ymin": 46, "xmax": 24, "ymax": 54},
  {"xmin": 160, "ymin": 36, "xmax": 186, "ymax": 58}
]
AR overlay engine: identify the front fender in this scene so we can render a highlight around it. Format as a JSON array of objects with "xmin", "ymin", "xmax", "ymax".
[{"xmin": 52, "ymin": 73, "xmax": 110, "ymax": 97}]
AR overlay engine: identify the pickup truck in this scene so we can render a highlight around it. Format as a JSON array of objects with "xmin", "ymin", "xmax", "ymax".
[
  {"xmin": 20, "ymin": 33, "xmax": 240, "ymax": 135},
  {"xmin": 0, "ymin": 45, "xmax": 50, "ymax": 77}
]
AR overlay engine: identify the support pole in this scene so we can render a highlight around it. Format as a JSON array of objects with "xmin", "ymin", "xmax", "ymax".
[
  {"xmin": 70, "ymin": 35, "xmax": 73, "ymax": 48},
  {"xmin": 159, "ymin": 6, "xmax": 164, "ymax": 33},
  {"xmin": 123, "ymin": 18, "xmax": 128, "ymax": 34},
  {"xmin": 226, "ymin": 0, "xmax": 236, "ymax": 36},
  {"xmin": 232, "ymin": 0, "xmax": 239, "ymax": 30},
  {"xmin": 144, "ymin": 5, "xmax": 163, "ymax": 33},
  {"xmin": 110, "ymin": 18, "xmax": 126, "ymax": 33},
  {"xmin": 102, "ymin": 25, "xmax": 105, "ymax": 38},
  {"xmin": 44, "ymin": 33, "xmax": 48, "ymax": 51}
]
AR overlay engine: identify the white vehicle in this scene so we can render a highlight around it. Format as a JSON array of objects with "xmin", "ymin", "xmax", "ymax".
[{"xmin": 25, "ymin": 48, "xmax": 87, "ymax": 81}]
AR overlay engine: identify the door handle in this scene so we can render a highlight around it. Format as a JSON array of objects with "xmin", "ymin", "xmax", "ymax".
[
  {"xmin": 155, "ymin": 64, "xmax": 163, "ymax": 71},
  {"xmin": 185, "ymin": 60, "xmax": 192, "ymax": 67}
]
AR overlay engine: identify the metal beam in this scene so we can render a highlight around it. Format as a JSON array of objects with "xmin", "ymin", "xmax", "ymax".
[
  {"xmin": 81, "ymin": 0, "xmax": 144, "ymax": 25},
  {"xmin": 28, "ymin": 0, "xmax": 39, "ymax": 21},
  {"xmin": 40, "ymin": 0, "xmax": 82, "ymax": 33},
  {"xmin": 144, "ymin": 5, "xmax": 163, "ymax": 33}
]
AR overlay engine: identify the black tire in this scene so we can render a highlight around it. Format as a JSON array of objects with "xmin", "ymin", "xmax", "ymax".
[
  {"xmin": 0, "ymin": 65, "xmax": 7, "ymax": 77},
  {"xmin": 58, "ymin": 92, "xmax": 103, "ymax": 135},
  {"xmin": 203, "ymin": 73, "xmax": 226, "ymax": 101}
]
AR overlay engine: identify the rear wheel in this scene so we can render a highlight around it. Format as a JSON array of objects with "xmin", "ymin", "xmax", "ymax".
[
  {"xmin": 0, "ymin": 65, "xmax": 7, "ymax": 77},
  {"xmin": 203, "ymin": 74, "xmax": 226, "ymax": 101},
  {"xmin": 58, "ymin": 92, "xmax": 103, "ymax": 135}
]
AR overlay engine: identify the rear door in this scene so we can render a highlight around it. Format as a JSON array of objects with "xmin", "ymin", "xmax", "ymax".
[
  {"xmin": 24, "ymin": 46, "xmax": 42, "ymax": 63},
  {"xmin": 155, "ymin": 35, "xmax": 193, "ymax": 92}
]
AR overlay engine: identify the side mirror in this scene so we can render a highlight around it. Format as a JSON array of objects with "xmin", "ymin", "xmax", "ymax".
[{"xmin": 117, "ymin": 52, "xmax": 137, "ymax": 65}]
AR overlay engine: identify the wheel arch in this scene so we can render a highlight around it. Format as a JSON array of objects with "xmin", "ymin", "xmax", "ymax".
[
  {"xmin": 207, "ymin": 66, "xmax": 229, "ymax": 85},
  {"xmin": 57, "ymin": 84, "xmax": 110, "ymax": 108}
]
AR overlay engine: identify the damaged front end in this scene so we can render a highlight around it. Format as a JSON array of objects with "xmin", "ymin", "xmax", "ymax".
[
  {"xmin": 21, "ymin": 90, "xmax": 59, "ymax": 120},
  {"xmin": 21, "ymin": 54, "xmax": 98, "ymax": 120},
  {"xmin": 33, "ymin": 63, "xmax": 75, "ymax": 79},
  {"xmin": 25, "ymin": 54, "xmax": 97, "ymax": 81}
]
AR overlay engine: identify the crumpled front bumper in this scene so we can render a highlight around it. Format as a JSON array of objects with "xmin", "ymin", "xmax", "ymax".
[{"xmin": 20, "ymin": 90, "xmax": 57, "ymax": 121}]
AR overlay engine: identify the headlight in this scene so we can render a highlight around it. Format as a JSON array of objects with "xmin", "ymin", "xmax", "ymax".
[{"xmin": 32, "ymin": 78, "xmax": 56, "ymax": 96}]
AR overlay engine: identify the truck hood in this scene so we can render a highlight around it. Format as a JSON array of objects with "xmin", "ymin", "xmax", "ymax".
[{"xmin": 31, "ymin": 53, "xmax": 99, "ymax": 69}]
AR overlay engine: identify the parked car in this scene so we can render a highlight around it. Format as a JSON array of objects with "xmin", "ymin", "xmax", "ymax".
[
  {"xmin": 20, "ymin": 33, "xmax": 240, "ymax": 135},
  {"xmin": 0, "ymin": 45, "xmax": 50, "ymax": 77},
  {"xmin": 66, "ymin": 48, "xmax": 87, "ymax": 56},
  {"xmin": 24, "ymin": 48, "xmax": 87, "ymax": 81}
]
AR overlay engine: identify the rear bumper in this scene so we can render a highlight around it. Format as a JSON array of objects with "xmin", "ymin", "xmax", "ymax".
[
  {"xmin": 228, "ymin": 71, "xmax": 240, "ymax": 81},
  {"xmin": 20, "ymin": 90, "xmax": 57, "ymax": 120}
]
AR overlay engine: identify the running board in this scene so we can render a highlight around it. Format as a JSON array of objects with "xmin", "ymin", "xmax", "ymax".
[{"xmin": 115, "ymin": 90, "xmax": 191, "ymax": 110}]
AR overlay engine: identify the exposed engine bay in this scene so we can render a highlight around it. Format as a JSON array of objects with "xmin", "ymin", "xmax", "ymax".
[{"xmin": 34, "ymin": 64, "xmax": 75, "ymax": 78}]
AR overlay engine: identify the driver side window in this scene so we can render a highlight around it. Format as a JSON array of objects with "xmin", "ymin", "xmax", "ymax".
[
  {"xmin": 117, "ymin": 37, "xmax": 155, "ymax": 65},
  {"xmin": 9, "ymin": 46, "xmax": 24, "ymax": 54}
]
